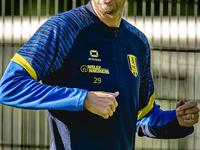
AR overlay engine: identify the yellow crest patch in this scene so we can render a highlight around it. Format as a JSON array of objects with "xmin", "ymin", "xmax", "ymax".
[{"xmin": 127, "ymin": 54, "xmax": 138, "ymax": 77}]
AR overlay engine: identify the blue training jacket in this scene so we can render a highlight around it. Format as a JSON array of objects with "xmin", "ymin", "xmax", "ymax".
[{"xmin": 0, "ymin": 2, "xmax": 193, "ymax": 150}]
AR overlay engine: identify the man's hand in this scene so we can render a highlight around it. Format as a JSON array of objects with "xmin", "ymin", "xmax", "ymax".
[
  {"xmin": 84, "ymin": 91, "xmax": 119, "ymax": 119},
  {"xmin": 176, "ymin": 100, "xmax": 199, "ymax": 127}
]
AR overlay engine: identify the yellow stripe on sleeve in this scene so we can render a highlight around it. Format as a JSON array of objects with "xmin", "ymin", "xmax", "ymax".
[
  {"xmin": 11, "ymin": 53, "xmax": 37, "ymax": 81},
  {"xmin": 137, "ymin": 92, "xmax": 155, "ymax": 120}
]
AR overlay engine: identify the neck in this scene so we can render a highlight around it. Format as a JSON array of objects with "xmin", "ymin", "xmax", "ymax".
[{"xmin": 91, "ymin": 1, "xmax": 124, "ymax": 28}]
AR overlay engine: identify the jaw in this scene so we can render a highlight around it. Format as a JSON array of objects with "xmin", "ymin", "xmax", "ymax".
[
  {"xmin": 93, "ymin": 0, "xmax": 124, "ymax": 16},
  {"xmin": 91, "ymin": 0, "xmax": 125, "ymax": 27}
]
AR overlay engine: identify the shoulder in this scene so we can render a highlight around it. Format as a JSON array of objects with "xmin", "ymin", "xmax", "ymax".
[
  {"xmin": 46, "ymin": 6, "xmax": 95, "ymax": 33},
  {"xmin": 122, "ymin": 19, "xmax": 148, "ymax": 47},
  {"xmin": 122, "ymin": 19, "xmax": 150, "ymax": 57}
]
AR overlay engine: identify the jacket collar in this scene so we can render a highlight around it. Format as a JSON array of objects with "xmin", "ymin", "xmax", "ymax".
[
  {"xmin": 85, "ymin": 1, "xmax": 96, "ymax": 15},
  {"xmin": 85, "ymin": 1, "xmax": 99, "ymax": 19}
]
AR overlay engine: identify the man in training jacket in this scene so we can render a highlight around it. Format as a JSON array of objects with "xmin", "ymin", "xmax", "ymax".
[{"xmin": 0, "ymin": 0, "xmax": 199, "ymax": 150}]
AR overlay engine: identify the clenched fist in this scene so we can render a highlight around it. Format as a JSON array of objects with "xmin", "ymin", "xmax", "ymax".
[
  {"xmin": 84, "ymin": 91, "xmax": 119, "ymax": 119},
  {"xmin": 176, "ymin": 100, "xmax": 199, "ymax": 127}
]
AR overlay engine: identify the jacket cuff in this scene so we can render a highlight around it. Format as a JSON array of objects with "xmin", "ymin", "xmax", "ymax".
[
  {"xmin": 173, "ymin": 116, "xmax": 194, "ymax": 136},
  {"xmin": 77, "ymin": 89, "xmax": 88, "ymax": 111},
  {"xmin": 172, "ymin": 110, "xmax": 194, "ymax": 135}
]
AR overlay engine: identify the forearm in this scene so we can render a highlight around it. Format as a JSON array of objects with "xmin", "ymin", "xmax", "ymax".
[
  {"xmin": 0, "ymin": 61, "xmax": 87, "ymax": 111},
  {"xmin": 137, "ymin": 107, "xmax": 193, "ymax": 139}
]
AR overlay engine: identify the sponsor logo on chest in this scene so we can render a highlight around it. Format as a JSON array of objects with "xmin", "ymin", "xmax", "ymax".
[
  {"xmin": 80, "ymin": 65, "xmax": 109, "ymax": 74},
  {"xmin": 88, "ymin": 50, "xmax": 101, "ymax": 62}
]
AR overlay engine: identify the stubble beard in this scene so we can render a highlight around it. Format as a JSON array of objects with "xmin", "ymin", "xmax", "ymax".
[
  {"xmin": 103, "ymin": 4, "xmax": 120, "ymax": 15},
  {"xmin": 93, "ymin": 0, "xmax": 123, "ymax": 15}
]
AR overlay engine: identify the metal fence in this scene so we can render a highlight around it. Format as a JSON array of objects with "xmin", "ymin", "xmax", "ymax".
[{"xmin": 0, "ymin": 0, "xmax": 200, "ymax": 150}]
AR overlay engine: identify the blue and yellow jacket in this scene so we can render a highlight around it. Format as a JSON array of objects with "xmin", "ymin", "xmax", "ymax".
[{"xmin": 0, "ymin": 2, "xmax": 193, "ymax": 150}]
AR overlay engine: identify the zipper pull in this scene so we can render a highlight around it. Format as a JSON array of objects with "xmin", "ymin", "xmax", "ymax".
[{"xmin": 114, "ymin": 28, "xmax": 119, "ymax": 39}]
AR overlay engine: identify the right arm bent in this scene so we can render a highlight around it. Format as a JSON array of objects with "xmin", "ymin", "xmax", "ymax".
[{"xmin": 0, "ymin": 61, "xmax": 119, "ymax": 116}]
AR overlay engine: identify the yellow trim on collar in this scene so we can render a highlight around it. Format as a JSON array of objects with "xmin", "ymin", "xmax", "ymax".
[
  {"xmin": 11, "ymin": 53, "xmax": 37, "ymax": 81},
  {"xmin": 138, "ymin": 92, "xmax": 155, "ymax": 120}
]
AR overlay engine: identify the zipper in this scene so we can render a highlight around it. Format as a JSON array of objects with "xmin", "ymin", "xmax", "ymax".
[
  {"xmin": 114, "ymin": 28, "xmax": 119, "ymax": 38},
  {"xmin": 113, "ymin": 28, "xmax": 123, "ymax": 85}
]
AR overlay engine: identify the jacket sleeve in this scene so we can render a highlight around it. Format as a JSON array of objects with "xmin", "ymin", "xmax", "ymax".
[
  {"xmin": 0, "ymin": 14, "xmax": 88, "ymax": 111},
  {"xmin": 136, "ymin": 44, "xmax": 193, "ymax": 139}
]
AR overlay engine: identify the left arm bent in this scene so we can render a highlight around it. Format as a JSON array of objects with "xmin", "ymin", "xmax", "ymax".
[{"xmin": 136, "ymin": 43, "xmax": 196, "ymax": 138}]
